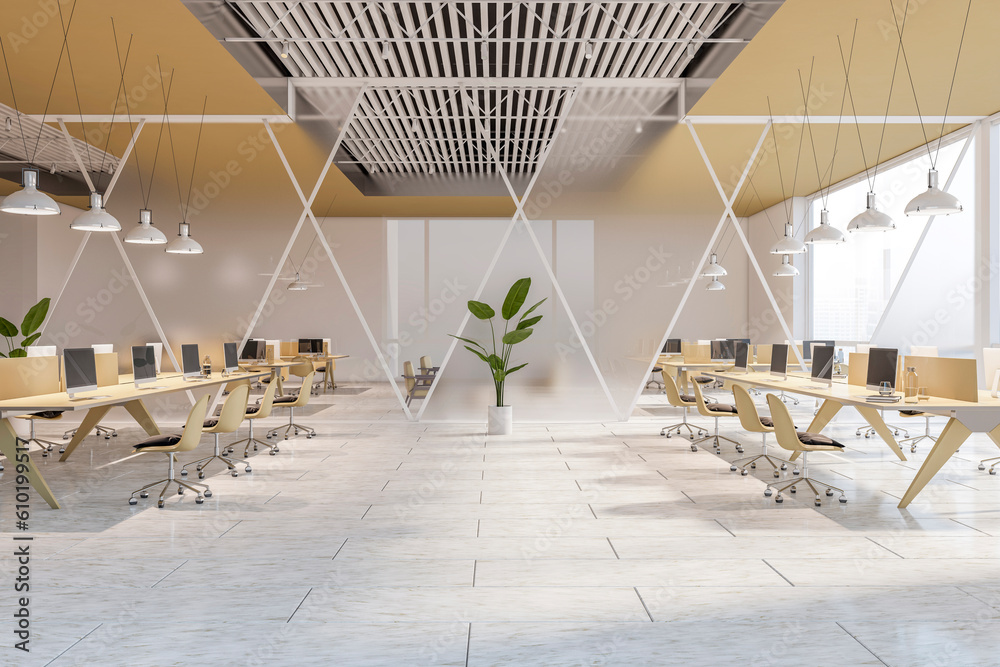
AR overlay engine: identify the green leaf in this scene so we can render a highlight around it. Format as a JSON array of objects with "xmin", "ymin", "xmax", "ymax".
[
  {"xmin": 20, "ymin": 298, "xmax": 50, "ymax": 337},
  {"xmin": 493, "ymin": 369, "xmax": 505, "ymax": 382},
  {"xmin": 9, "ymin": 348, "xmax": 27, "ymax": 358},
  {"xmin": 516, "ymin": 315, "xmax": 542, "ymax": 330},
  {"xmin": 467, "ymin": 300, "xmax": 495, "ymax": 320},
  {"xmin": 0, "ymin": 351, "xmax": 6, "ymax": 358},
  {"xmin": 487, "ymin": 354, "xmax": 503, "ymax": 370},
  {"xmin": 20, "ymin": 332, "xmax": 41, "ymax": 348},
  {"xmin": 505, "ymin": 363, "xmax": 528, "ymax": 375},
  {"xmin": 520, "ymin": 297, "xmax": 547, "ymax": 320},
  {"xmin": 0, "ymin": 317, "xmax": 17, "ymax": 338},
  {"xmin": 502, "ymin": 328, "xmax": 532, "ymax": 345},
  {"xmin": 449, "ymin": 334, "xmax": 486, "ymax": 351},
  {"xmin": 464, "ymin": 346, "xmax": 490, "ymax": 364},
  {"xmin": 501, "ymin": 278, "xmax": 531, "ymax": 320}
]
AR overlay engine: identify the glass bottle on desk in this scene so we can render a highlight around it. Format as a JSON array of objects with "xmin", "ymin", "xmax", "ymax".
[
  {"xmin": 202, "ymin": 355, "xmax": 212, "ymax": 378},
  {"xmin": 904, "ymin": 367, "xmax": 918, "ymax": 403}
]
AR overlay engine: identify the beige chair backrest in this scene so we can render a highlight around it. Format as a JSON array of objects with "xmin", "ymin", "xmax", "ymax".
[
  {"xmin": 765, "ymin": 393, "xmax": 802, "ymax": 453},
  {"xmin": 662, "ymin": 373, "xmax": 692, "ymax": 407},
  {"xmin": 732, "ymin": 383, "xmax": 771, "ymax": 434},
  {"xmin": 286, "ymin": 371, "xmax": 315, "ymax": 407},
  {"xmin": 175, "ymin": 395, "xmax": 211, "ymax": 453},
  {"xmin": 403, "ymin": 361, "xmax": 416, "ymax": 394},
  {"xmin": 209, "ymin": 384, "xmax": 250, "ymax": 434},
  {"xmin": 419, "ymin": 355, "xmax": 433, "ymax": 372},
  {"xmin": 290, "ymin": 356, "xmax": 314, "ymax": 378},
  {"xmin": 249, "ymin": 378, "xmax": 278, "ymax": 420}
]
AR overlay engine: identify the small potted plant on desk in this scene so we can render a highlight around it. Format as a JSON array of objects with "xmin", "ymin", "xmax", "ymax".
[{"xmin": 451, "ymin": 278, "xmax": 544, "ymax": 435}]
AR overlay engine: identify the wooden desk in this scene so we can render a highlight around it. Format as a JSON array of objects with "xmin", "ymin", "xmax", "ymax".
[
  {"xmin": 0, "ymin": 369, "xmax": 270, "ymax": 510},
  {"xmin": 701, "ymin": 369, "xmax": 1000, "ymax": 507},
  {"xmin": 659, "ymin": 360, "xmax": 772, "ymax": 393},
  {"xmin": 279, "ymin": 354, "xmax": 349, "ymax": 391}
]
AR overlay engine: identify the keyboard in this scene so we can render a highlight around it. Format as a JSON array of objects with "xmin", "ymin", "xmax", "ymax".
[{"xmin": 863, "ymin": 395, "xmax": 901, "ymax": 403}]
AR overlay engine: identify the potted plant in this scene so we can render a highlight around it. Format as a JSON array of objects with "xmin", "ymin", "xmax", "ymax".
[
  {"xmin": 451, "ymin": 278, "xmax": 544, "ymax": 435},
  {"xmin": 0, "ymin": 298, "xmax": 50, "ymax": 357}
]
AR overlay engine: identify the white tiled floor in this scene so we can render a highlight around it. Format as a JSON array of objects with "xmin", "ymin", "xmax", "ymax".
[{"xmin": 2, "ymin": 384, "xmax": 1000, "ymax": 666}]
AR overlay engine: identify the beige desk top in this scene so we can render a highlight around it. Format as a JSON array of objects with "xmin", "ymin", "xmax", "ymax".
[
  {"xmin": 279, "ymin": 354, "xmax": 349, "ymax": 361},
  {"xmin": 0, "ymin": 370, "xmax": 270, "ymax": 415}
]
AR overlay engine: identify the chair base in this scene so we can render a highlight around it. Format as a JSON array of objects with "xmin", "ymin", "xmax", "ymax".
[
  {"xmin": 660, "ymin": 422, "xmax": 706, "ymax": 439},
  {"xmin": 765, "ymin": 476, "xmax": 847, "ymax": 506},
  {"xmin": 691, "ymin": 433, "xmax": 744, "ymax": 454},
  {"xmin": 229, "ymin": 435, "xmax": 279, "ymax": 457},
  {"xmin": 857, "ymin": 424, "xmax": 909, "ymax": 439},
  {"xmin": 730, "ymin": 454, "xmax": 790, "ymax": 477},
  {"xmin": 64, "ymin": 424, "xmax": 117, "ymax": 440},
  {"xmin": 776, "ymin": 392, "xmax": 799, "ymax": 406},
  {"xmin": 182, "ymin": 438, "xmax": 251, "ymax": 479},
  {"xmin": 18, "ymin": 436, "xmax": 61, "ymax": 457},
  {"xmin": 900, "ymin": 433, "xmax": 936, "ymax": 453},
  {"xmin": 266, "ymin": 421, "xmax": 315, "ymax": 440},
  {"xmin": 977, "ymin": 455, "xmax": 1000, "ymax": 473},
  {"xmin": 129, "ymin": 477, "xmax": 212, "ymax": 508}
]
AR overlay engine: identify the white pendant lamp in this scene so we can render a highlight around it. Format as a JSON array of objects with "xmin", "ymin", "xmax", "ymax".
[
  {"xmin": 165, "ymin": 222, "xmax": 203, "ymax": 254},
  {"xmin": 124, "ymin": 208, "xmax": 167, "ymax": 244},
  {"xmin": 804, "ymin": 208, "xmax": 845, "ymax": 245},
  {"xmin": 286, "ymin": 273, "xmax": 308, "ymax": 291},
  {"xmin": 848, "ymin": 192, "xmax": 895, "ymax": 233},
  {"xmin": 773, "ymin": 255, "xmax": 799, "ymax": 277},
  {"xmin": 904, "ymin": 169, "xmax": 962, "ymax": 216},
  {"xmin": 770, "ymin": 223, "xmax": 806, "ymax": 254},
  {"xmin": 701, "ymin": 253, "xmax": 727, "ymax": 277},
  {"xmin": 706, "ymin": 278, "xmax": 726, "ymax": 291},
  {"xmin": 1, "ymin": 168, "xmax": 60, "ymax": 216},
  {"xmin": 69, "ymin": 192, "xmax": 121, "ymax": 232}
]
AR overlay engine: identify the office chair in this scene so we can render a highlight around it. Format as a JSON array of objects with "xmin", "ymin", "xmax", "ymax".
[
  {"xmin": 128, "ymin": 395, "xmax": 212, "ymax": 508},
  {"xmin": 646, "ymin": 365, "xmax": 664, "ymax": 391},
  {"xmin": 227, "ymin": 379, "xmax": 279, "ymax": 457},
  {"xmin": 63, "ymin": 343, "xmax": 118, "ymax": 442},
  {"xmin": 729, "ymin": 384, "xmax": 791, "ymax": 476},
  {"xmin": 660, "ymin": 373, "xmax": 706, "ymax": 444},
  {"xmin": 18, "ymin": 346, "xmax": 63, "ymax": 456},
  {"xmin": 181, "ymin": 383, "xmax": 251, "ymax": 479},
  {"xmin": 402, "ymin": 361, "xmax": 432, "ymax": 406},
  {"xmin": 764, "ymin": 393, "xmax": 847, "ymax": 505},
  {"xmin": 691, "ymin": 381, "xmax": 744, "ymax": 455},
  {"xmin": 267, "ymin": 369, "xmax": 317, "ymax": 440}
]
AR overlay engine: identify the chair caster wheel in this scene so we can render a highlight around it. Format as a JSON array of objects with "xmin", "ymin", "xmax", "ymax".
[
  {"xmin": 63, "ymin": 435, "xmax": 70, "ymax": 440},
  {"xmin": 865, "ymin": 434, "xmax": 870, "ymax": 439},
  {"xmin": 750, "ymin": 463, "xmax": 756, "ymax": 469},
  {"xmin": 839, "ymin": 496, "xmax": 848, "ymax": 504},
  {"xmin": 815, "ymin": 499, "xmax": 822, "ymax": 507},
  {"xmin": 204, "ymin": 490, "xmax": 212, "ymax": 498},
  {"xmin": 112, "ymin": 433, "xmax": 117, "ymax": 437},
  {"xmin": 129, "ymin": 497, "xmax": 137, "ymax": 505},
  {"xmin": 42, "ymin": 452, "xmax": 48, "ymax": 457},
  {"xmin": 665, "ymin": 433, "xmax": 672, "ymax": 438},
  {"xmin": 105, "ymin": 436, "xmax": 111, "ymax": 440},
  {"xmin": 730, "ymin": 465, "xmax": 738, "ymax": 472},
  {"xmin": 979, "ymin": 464, "xmax": 986, "ymax": 470},
  {"xmin": 232, "ymin": 471, "xmax": 238, "ymax": 477},
  {"xmin": 178, "ymin": 488, "xmax": 184, "ymax": 495},
  {"xmin": 792, "ymin": 469, "xmax": 800, "ymax": 476},
  {"xmin": 284, "ymin": 436, "xmax": 289, "ymax": 440},
  {"xmin": 140, "ymin": 491, "xmax": 149, "ymax": 498},
  {"xmin": 690, "ymin": 445, "xmax": 698, "ymax": 452},
  {"xmin": 307, "ymin": 435, "xmax": 312, "ymax": 439},
  {"xmin": 764, "ymin": 488, "xmax": 773, "ymax": 497},
  {"xmin": 990, "ymin": 469, "xmax": 997, "ymax": 476},
  {"xmin": 157, "ymin": 500, "xmax": 165, "ymax": 508},
  {"xmin": 181, "ymin": 469, "xmax": 188, "ymax": 476},
  {"xmin": 245, "ymin": 466, "xmax": 252, "ymax": 473},
  {"xmin": 826, "ymin": 489, "xmax": 833, "ymax": 496},
  {"xmin": 741, "ymin": 469, "xmax": 748, "ymax": 476},
  {"xmin": 270, "ymin": 451, "xmax": 277, "ymax": 456},
  {"xmin": 893, "ymin": 430, "xmax": 900, "ymax": 436},
  {"xmin": 195, "ymin": 496, "xmax": 204, "ymax": 504},
  {"xmin": 775, "ymin": 494, "xmax": 784, "ymax": 503},
  {"xmin": 198, "ymin": 472, "xmax": 205, "ymax": 480},
  {"xmin": 59, "ymin": 448, "xmax": 65, "ymax": 453},
  {"xmin": 266, "ymin": 434, "xmax": 272, "ymax": 439},
  {"xmin": 789, "ymin": 486, "xmax": 796, "ymax": 493},
  {"xmin": 780, "ymin": 464, "xmax": 787, "ymax": 470},
  {"xmin": 773, "ymin": 471, "xmax": 780, "ymax": 478},
  {"xmin": 856, "ymin": 430, "xmax": 862, "ymax": 436}
]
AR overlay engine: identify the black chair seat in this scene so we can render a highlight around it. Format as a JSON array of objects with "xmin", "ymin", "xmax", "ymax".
[
  {"xmin": 134, "ymin": 434, "xmax": 182, "ymax": 449},
  {"xmin": 694, "ymin": 376, "xmax": 714, "ymax": 384},
  {"xmin": 706, "ymin": 402, "xmax": 737, "ymax": 414},
  {"xmin": 900, "ymin": 410, "xmax": 924, "ymax": 416},
  {"xmin": 759, "ymin": 416, "xmax": 775, "ymax": 428},
  {"xmin": 679, "ymin": 393, "xmax": 697, "ymax": 403},
  {"xmin": 796, "ymin": 432, "xmax": 844, "ymax": 448},
  {"xmin": 245, "ymin": 405, "xmax": 261, "ymax": 415},
  {"xmin": 202, "ymin": 418, "xmax": 219, "ymax": 428},
  {"xmin": 29, "ymin": 410, "xmax": 64, "ymax": 419},
  {"xmin": 652, "ymin": 366, "xmax": 662, "ymax": 373},
  {"xmin": 273, "ymin": 395, "xmax": 296, "ymax": 404}
]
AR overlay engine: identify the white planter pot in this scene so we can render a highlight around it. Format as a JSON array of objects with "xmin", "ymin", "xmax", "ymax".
[{"xmin": 487, "ymin": 405, "xmax": 513, "ymax": 435}]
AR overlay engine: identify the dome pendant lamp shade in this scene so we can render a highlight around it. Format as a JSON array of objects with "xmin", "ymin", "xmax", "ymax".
[
  {"xmin": 804, "ymin": 208, "xmax": 845, "ymax": 245},
  {"xmin": 773, "ymin": 254, "xmax": 799, "ymax": 277},
  {"xmin": 701, "ymin": 252, "xmax": 727, "ymax": 278},
  {"xmin": 165, "ymin": 222, "xmax": 204, "ymax": 254},
  {"xmin": 124, "ymin": 208, "xmax": 167, "ymax": 244},
  {"xmin": 770, "ymin": 222, "xmax": 806, "ymax": 254},
  {"xmin": 706, "ymin": 277, "xmax": 726, "ymax": 291},
  {"xmin": 848, "ymin": 192, "xmax": 895, "ymax": 233},
  {"xmin": 70, "ymin": 192, "xmax": 121, "ymax": 232},
  {"xmin": 1, "ymin": 168, "xmax": 60, "ymax": 216},
  {"xmin": 904, "ymin": 169, "xmax": 962, "ymax": 216},
  {"xmin": 287, "ymin": 273, "xmax": 308, "ymax": 291}
]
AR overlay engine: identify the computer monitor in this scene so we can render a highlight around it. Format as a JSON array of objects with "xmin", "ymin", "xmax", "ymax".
[
  {"xmin": 223, "ymin": 342, "xmax": 239, "ymax": 374},
  {"xmin": 64, "ymin": 347, "xmax": 99, "ymax": 399},
  {"xmin": 298, "ymin": 338, "xmax": 311, "ymax": 354},
  {"xmin": 734, "ymin": 341, "xmax": 750, "ymax": 372},
  {"xmin": 662, "ymin": 339, "xmax": 682, "ymax": 354},
  {"xmin": 770, "ymin": 344, "xmax": 788, "ymax": 379},
  {"xmin": 181, "ymin": 344, "xmax": 202, "ymax": 378},
  {"xmin": 803, "ymin": 339, "xmax": 836, "ymax": 362},
  {"xmin": 310, "ymin": 338, "xmax": 324, "ymax": 354},
  {"xmin": 866, "ymin": 347, "xmax": 899, "ymax": 392},
  {"xmin": 710, "ymin": 340, "xmax": 734, "ymax": 362},
  {"xmin": 131, "ymin": 345, "xmax": 158, "ymax": 387},
  {"xmin": 240, "ymin": 339, "xmax": 262, "ymax": 361},
  {"xmin": 810, "ymin": 345, "xmax": 835, "ymax": 386}
]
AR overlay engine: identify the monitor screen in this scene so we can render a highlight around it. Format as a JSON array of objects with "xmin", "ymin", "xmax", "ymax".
[
  {"xmin": 662, "ymin": 338, "xmax": 681, "ymax": 354},
  {"xmin": 298, "ymin": 339, "xmax": 311, "ymax": 353},
  {"xmin": 223, "ymin": 342, "xmax": 239, "ymax": 372},
  {"xmin": 866, "ymin": 347, "xmax": 898, "ymax": 392},
  {"xmin": 710, "ymin": 340, "xmax": 734, "ymax": 361},
  {"xmin": 241, "ymin": 339, "xmax": 261, "ymax": 361},
  {"xmin": 64, "ymin": 347, "xmax": 98, "ymax": 393},
  {"xmin": 131, "ymin": 345, "xmax": 157, "ymax": 384},
  {"xmin": 311, "ymin": 339, "xmax": 324, "ymax": 354},
  {"xmin": 770, "ymin": 344, "xmax": 788, "ymax": 377},
  {"xmin": 803, "ymin": 339, "xmax": 836, "ymax": 361},
  {"xmin": 181, "ymin": 344, "xmax": 201, "ymax": 377},
  {"xmin": 811, "ymin": 345, "xmax": 835, "ymax": 383},
  {"xmin": 734, "ymin": 342, "xmax": 749, "ymax": 370}
]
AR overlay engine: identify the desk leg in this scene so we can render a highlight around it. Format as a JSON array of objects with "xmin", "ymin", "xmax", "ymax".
[
  {"xmin": 58, "ymin": 405, "xmax": 112, "ymax": 461},
  {"xmin": 275, "ymin": 370, "xmax": 284, "ymax": 397},
  {"xmin": 855, "ymin": 405, "xmax": 908, "ymax": 462},
  {"xmin": 1, "ymin": 419, "xmax": 60, "ymax": 509},
  {"xmin": 898, "ymin": 418, "xmax": 971, "ymax": 508},
  {"xmin": 123, "ymin": 400, "xmax": 160, "ymax": 437},
  {"xmin": 986, "ymin": 425, "xmax": 1000, "ymax": 451},
  {"xmin": 789, "ymin": 400, "xmax": 845, "ymax": 462}
]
